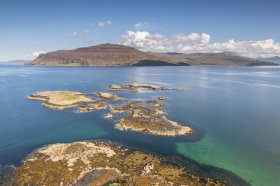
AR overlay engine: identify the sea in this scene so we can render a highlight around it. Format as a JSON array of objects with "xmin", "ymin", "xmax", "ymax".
[{"xmin": 0, "ymin": 64, "xmax": 280, "ymax": 186}]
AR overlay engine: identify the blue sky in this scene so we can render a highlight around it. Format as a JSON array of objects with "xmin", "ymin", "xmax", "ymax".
[{"xmin": 1, "ymin": 0, "xmax": 280, "ymax": 61}]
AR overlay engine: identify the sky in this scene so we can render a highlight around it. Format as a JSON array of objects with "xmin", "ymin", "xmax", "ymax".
[{"xmin": 1, "ymin": 0, "xmax": 280, "ymax": 61}]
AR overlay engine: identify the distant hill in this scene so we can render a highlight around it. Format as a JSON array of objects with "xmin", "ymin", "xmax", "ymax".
[
  {"xmin": 30, "ymin": 43, "xmax": 277, "ymax": 66},
  {"xmin": 152, "ymin": 51, "xmax": 277, "ymax": 66},
  {"xmin": 258, "ymin": 56, "xmax": 280, "ymax": 64},
  {"xmin": 30, "ymin": 44, "xmax": 190, "ymax": 66},
  {"xmin": 0, "ymin": 60, "xmax": 30, "ymax": 65}
]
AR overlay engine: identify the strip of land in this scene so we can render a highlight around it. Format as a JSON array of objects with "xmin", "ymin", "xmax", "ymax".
[
  {"xmin": 107, "ymin": 83, "xmax": 183, "ymax": 92},
  {"xmin": 10, "ymin": 140, "xmax": 225, "ymax": 186}
]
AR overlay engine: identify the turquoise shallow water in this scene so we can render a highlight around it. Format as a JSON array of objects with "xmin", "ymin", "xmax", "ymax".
[{"xmin": 0, "ymin": 65, "xmax": 280, "ymax": 186}]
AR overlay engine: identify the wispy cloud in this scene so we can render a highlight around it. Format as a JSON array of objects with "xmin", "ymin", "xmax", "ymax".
[
  {"xmin": 133, "ymin": 21, "xmax": 151, "ymax": 31},
  {"xmin": 71, "ymin": 29, "xmax": 90, "ymax": 37},
  {"xmin": 121, "ymin": 31, "xmax": 280, "ymax": 57},
  {"xmin": 97, "ymin": 21, "xmax": 112, "ymax": 27}
]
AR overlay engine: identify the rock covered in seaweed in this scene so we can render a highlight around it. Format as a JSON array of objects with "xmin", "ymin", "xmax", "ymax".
[
  {"xmin": 10, "ymin": 140, "xmax": 225, "ymax": 186},
  {"xmin": 112, "ymin": 101, "xmax": 192, "ymax": 136}
]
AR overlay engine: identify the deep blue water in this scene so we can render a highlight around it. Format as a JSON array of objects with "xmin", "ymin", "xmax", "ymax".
[{"xmin": 0, "ymin": 65, "xmax": 280, "ymax": 186}]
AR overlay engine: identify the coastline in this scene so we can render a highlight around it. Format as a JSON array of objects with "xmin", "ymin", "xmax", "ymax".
[
  {"xmin": 4, "ymin": 140, "xmax": 250, "ymax": 186},
  {"xmin": 25, "ymin": 63, "xmax": 279, "ymax": 67}
]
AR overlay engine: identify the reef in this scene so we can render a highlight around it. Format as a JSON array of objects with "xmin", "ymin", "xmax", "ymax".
[
  {"xmin": 8, "ymin": 140, "xmax": 225, "ymax": 186},
  {"xmin": 111, "ymin": 101, "xmax": 192, "ymax": 136},
  {"xmin": 27, "ymin": 84, "xmax": 191, "ymax": 137}
]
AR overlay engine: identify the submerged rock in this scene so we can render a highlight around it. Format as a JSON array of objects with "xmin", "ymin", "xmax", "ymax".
[{"xmin": 0, "ymin": 164, "xmax": 16, "ymax": 185}]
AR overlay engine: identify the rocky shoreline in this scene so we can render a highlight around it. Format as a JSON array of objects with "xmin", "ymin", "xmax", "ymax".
[
  {"xmin": 111, "ymin": 101, "xmax": 192, "ymax": 136},
  {"xmin": 27, "ymin": 91, "xmax": 95, "ymax": 110},
  {"xmin": 8, "ymin": 140, "xmax": 226, "ymax": 186}
]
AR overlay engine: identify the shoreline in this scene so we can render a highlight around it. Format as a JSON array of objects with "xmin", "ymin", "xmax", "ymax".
[
  {"xmin": 25, "ymin": 63, "xmax": 279, "ymax": 67},
  {"xmin": 4, "ymin": 140, "xmax": 250, "ymax": 186}
]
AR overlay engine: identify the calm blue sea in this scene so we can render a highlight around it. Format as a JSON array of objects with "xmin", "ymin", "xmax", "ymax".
[{"xmin": 0, "ymin": 65, "xmax": 280, "ymax": 186}]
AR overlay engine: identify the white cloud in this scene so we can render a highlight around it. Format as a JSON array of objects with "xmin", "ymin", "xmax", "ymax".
[
  {"xmin": 32, "ymin": 51, "xmax": 46, "ymax": 57},
  {"xmin": 71, "ymin": 29, "xmax": 90, "ymax": 37},
  {"xmin": 209, "ymin": 39, "xmax": 280, "ymax": 57},
  {"xmin": 98, "ymin": 21, "xmax": 112, "ymax": 27},
  {"xmin": 122, "ymin": 31, "xmax": 169, "ymax": 51},
  {"xmin": 121, "ymin": 31, "xmax": 280, "ymax": 57}
]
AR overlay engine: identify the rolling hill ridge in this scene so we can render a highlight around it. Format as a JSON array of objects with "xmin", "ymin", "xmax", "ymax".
[{"xmin": 30, "ymin": 43, "xmax": 277, "ymax": 66}]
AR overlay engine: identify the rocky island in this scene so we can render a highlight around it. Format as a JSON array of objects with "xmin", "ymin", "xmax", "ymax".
[
  {"xmin": 10, "ymin": 140, "xmax": 226, "ymax": 186},
  {"xmin": 27, "ymin": 91, "xmax": 121, "ymax": 113},
  {"xmin": 111, "ymin": 101, "xmax": 192, "ymax": 136},
  {"xmin": 27, "ymin": 91, "xmax": 94, "ymax": 110},
  {"xmin": 27, "ymin": 84, "xmax": 191, "ymax": 137}
]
